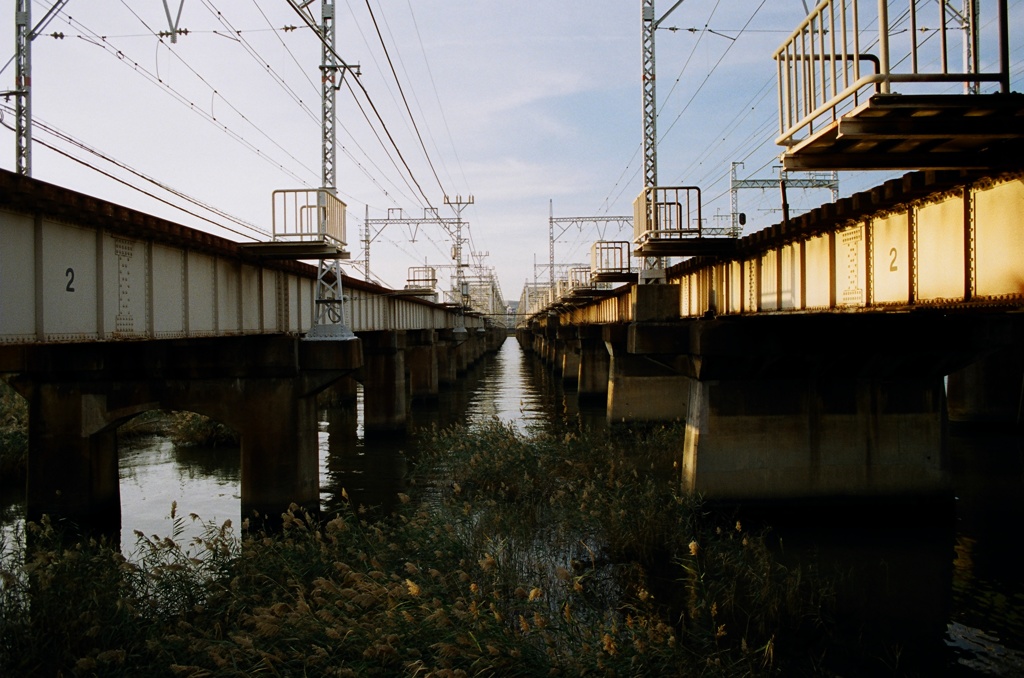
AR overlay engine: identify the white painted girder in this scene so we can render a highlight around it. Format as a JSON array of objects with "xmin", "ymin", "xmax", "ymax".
[{"xmin": 0, "ymin": 209, "xmax": 479, "ymax": 345}]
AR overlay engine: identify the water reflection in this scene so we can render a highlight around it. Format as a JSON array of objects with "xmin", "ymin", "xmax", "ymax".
[
  {"xmin": 2, "ymin": 340, "xmax": 1024, "ymax": 675},
  {"xmin": 320, "ymin": 402, "xmax": 408, "ymax": 519},
  {"xmin": 118, "ymin": 437, "xmax": 241, "ymax": 542}
]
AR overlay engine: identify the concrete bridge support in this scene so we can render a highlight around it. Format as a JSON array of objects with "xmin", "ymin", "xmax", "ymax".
[
  {"xmin": 436, "ymin": 330, "xmax": 458, "ymax": 386},
  {"xmin": 406, "ymin": 330, "xmax": 439, "ymax": 402},
  {"xmin": 577, "ymin": 325, "xmax": 610, "ymax": 403},
  {"xmin": 606, "ymin": 286, "xmax": 689, "ymax": 424},
  {"xmin": 467, "ymin": 330, "xmax": 486, "ymax": 365},
  {"xmin": 559, "ymin": 327, "xmax": 581, "ymax": 388},
  {"xmin": 681, "ymin": 376, "xmax": 949, "ymax": 501},
  {"xmin": 606, "ymin": 338, "xmax": 689, "ymax": 423},
  {"xmin": 2, "ymin": 335, "xmax": 362, "ymax": 529},
  {"xmin": 453, "ymin": 332, "xmax": 471, "ymax": 374},
  {"xmin": 360, "ymin": 330, "xmax": 408, "ymax": 435},
  {"xmin": 673, "ymin": 313, "xmax": 1011, "ymax": 505},
  {"xmin": 543, "ymin": 316, "xmax": 560, "ymax": 371},
  {"xmin": 23, "ymin": 383, "xmax": 122, "ymax": 529}
]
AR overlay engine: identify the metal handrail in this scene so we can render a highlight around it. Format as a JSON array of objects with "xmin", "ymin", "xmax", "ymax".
[
  {"xmin": 633, "ymin": 186, "xmax": 703, "ymax": 245},
  {"xmin": 774, "ymin": 0, "xmax": 1012, "ymax": 148},
  {"xmin": 271, "ymin": 188, "xmax": 347, "ymax": 246},
  {"xmin": 590, "ymin": 240, "xmax": 633, "ymax": 276}
]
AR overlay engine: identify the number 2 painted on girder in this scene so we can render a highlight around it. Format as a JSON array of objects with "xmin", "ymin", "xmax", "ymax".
[
  {"xmin": 65, "ymin": 267, "xmax": 75, "ymax": 292},
  {"xmin": 889, "ymin": 248, "xmax": 898, "ymax": 272}
]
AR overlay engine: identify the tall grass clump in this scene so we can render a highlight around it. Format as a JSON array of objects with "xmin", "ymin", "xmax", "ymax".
[
  {"xmin": 0, "ymin": 379, "xmax": 27, "ymax": 484},
  {"xmin": 0, "ymin": 418, "xmax": 836, "ymax": 676}
]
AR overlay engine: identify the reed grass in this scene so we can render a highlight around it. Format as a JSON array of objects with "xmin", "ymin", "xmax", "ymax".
[{"xmin": 0, "ymin": 418, "xmax": 835, "ymax": 676}]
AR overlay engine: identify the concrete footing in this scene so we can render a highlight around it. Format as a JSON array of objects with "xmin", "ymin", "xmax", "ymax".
[{"xmin": 682, "ymin": 376, "xmax": 949, "ymax": 501}]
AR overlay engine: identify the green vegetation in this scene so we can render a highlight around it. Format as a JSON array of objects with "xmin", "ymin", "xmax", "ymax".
[
  {"xmin": 166, "ymin": 412, "xmax": 239, "ymax": 448},
  {"xmin": 0, "ymin": 380, "xmax": 27, "ymax": 484},
  {"xmin": 0, "ymin": 419, "xmax": 836, "ymax": 676}
]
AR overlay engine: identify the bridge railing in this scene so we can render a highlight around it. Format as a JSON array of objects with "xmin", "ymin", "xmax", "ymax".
[
  {"xmin": 633, "ymin": 186, "xmax": 703, "ymax": 248},
  {"xmin": 774, "ymin": 0, "xmax": 1012, "ymax": 148},
  {"xmin": 271, "ymin": 189, "xmax": 347, "ymax": 247},
  {"xmin": 591, "ymin": 241, "xmax": 631, "ymax": 276},
  {"xmin": 569, "ymin": 265, "xmax": 593, "ymax": 292},
  {"xmin": 405, "ymin": 265, "xmax": 438, "ymax": 291}
]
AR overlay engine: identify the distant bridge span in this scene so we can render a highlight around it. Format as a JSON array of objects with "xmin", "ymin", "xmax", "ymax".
[
  {"xmin": 0, "ymin": 169, "xmax": 503, "ymax": 527},
  {"xmin": 0, "ymin": 169, "xmax": 489, "ymax": 343}
]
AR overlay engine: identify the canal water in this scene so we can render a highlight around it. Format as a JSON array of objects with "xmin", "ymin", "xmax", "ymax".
[{"xmin": 2, "ymin": 338, "xmax": 1024, "ymax": 675}]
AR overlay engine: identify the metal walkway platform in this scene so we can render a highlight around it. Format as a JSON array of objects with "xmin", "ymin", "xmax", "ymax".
[{"xmin": 781, "ymin": 94, "xmax": 1024, "ymax": 171}]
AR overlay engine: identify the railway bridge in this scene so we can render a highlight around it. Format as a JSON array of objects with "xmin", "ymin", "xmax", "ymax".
[
  {"xmin": 518, "ymin": 0, "xmax": 1024, "ymax": 509},
  {"xmin": 0, "ymin": 169, "xmax": 504, "ymax": 527},
  {"xmin": 519, "ymin": 168, "xmax": 1024, "ymax": 507}
]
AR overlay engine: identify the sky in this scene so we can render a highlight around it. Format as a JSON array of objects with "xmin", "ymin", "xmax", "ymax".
[{"xmin": 2, "ymin": 1, "xmax": 1022, "ymax": 306}]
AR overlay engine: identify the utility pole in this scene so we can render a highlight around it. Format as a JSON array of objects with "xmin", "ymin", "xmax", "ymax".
[
  {"xmin": 314, "ymin": 0, "xmax": 345, "ymax": 336},
  {"xmin": 547, "ymin": 204, "xmax": 632, "ymax": 289},
  {"xmin": 363, "ymin": 204, "xmax": 371, "ymax": 281},
  {"xmin": 362, "ymin": 208, "xmax": 461, "ymax": 286}
]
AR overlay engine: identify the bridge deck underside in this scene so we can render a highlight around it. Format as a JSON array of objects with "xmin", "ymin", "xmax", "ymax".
[{"xmin": 633, "ymin": 237, "xmax": 738, "ymax": 258}]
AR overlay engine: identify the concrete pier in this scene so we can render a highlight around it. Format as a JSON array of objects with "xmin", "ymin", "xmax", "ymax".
[
  {"xmin": 606, "ymin": 285, "xmax": 689, "ymax": 424},
  {"xmin": 673, "ymin": 313, "xmax": 1009, "ymax": 502},
  {"xmin": 577, "ymin": 325, "xmax": 610, "ymax": 403},
  {"xmin": 436, "ymin": 329, "xmax": 458, "ymax": 386},
  {"xmin": 360, "ymin": 330, "xmax": 408, "ymax": 435},
  {"xmin": 681, "ymin": 376, "xmax": 948, "ymax": 500},
  {"xmin": 406, "ymin": 330, "xmax": 439, "ymax": 402},
  {"xmin": 559, "ymin": 327, "xmax": 581, "ymax": 388}
]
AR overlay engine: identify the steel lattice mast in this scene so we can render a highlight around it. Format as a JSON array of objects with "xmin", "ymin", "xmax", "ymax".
[
  {"xmin": 285, "ymin": 0, "xmax": 357, "ymax": 339},
  {"xmin": 321, "ymin": 0, "xmax": 337, "ymax": 191},
  {"xmin": 641, "ymin": 0, "xmax": 657, "ymax": 189},
  {"xmin": 639, "ymin": 1, "xmax": 687, "ymax": 281},
  {"xmin": 14, "ymin": 0, "xmax": 30, "ymax": 176}
]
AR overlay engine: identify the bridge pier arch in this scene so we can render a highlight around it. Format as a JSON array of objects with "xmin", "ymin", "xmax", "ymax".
[{"xmin": 3, "ymin": 335, "xmax": 362, "ymax": 530}]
